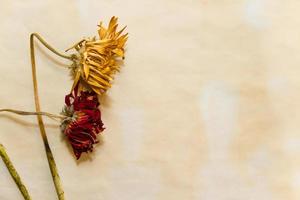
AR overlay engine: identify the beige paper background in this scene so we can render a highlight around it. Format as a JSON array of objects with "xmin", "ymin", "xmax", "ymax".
[{"xmin": 1, "ymin": 0, "xmax": 300, "ymax": 199}]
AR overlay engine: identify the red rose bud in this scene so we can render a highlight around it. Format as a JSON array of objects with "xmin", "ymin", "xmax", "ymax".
[{"xmin": 60, "ymin": 89, "xmax": 104, "ymax": 159}]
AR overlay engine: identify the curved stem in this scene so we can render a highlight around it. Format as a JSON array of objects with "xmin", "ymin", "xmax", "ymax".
[
  {"xmin": 0, "ymin": 144, "xmax": 32, "ymax": 200},
  {"xmin": 0, "ymin": 109, "xmax": 65, "ymax": 120},
  {"xmin": 30, "ymin": 33, "xmax": 68, "ymax": 200},
  {"xmin": 31, "ymin": 33, "xmax": 74, "ymax": 60}
]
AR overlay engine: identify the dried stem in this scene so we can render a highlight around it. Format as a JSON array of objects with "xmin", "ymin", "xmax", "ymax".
[
  {"xmin": 30, "ymin": 33, "xmax": 73, "ymax": 200},
  {"xmin": 31, "ymin": 33, "xmax": 74, "ymax": 60},
  {"xmin": 0, "ymin": 109, "xmax": 65, "ymax": 121},
  {"xmin": 0, "ymin": 144, "xmax": 32, "ymax": 200}
]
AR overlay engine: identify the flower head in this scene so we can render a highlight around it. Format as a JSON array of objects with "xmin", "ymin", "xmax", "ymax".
[
  {"xmin": 69, "ymin": 16, "xmax": 128, "ymax": 95},
  {"xmin": 60, "ymin": 87, "xmax": 104, "ymax": 159}
]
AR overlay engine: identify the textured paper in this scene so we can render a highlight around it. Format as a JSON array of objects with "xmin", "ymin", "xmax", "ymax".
[{"xmin": 1, "ymin": 0, "xmax": 300, "ymax": 199}]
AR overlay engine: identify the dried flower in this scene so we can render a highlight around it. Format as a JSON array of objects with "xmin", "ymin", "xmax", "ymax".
[
  {"xmin": 69, "ymin": 16, "xmax": 128, "ymax": 95},
  {"xmin": 60, "ymin": 87, "xmax": 104, "ymax": 159}
]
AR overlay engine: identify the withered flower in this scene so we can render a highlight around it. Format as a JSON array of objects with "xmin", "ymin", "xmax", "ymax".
[
  {"xmin": 60, "ymin": 86, "xmax": 104, "ymax": 159},
  {"xmin": 69, "ymin": 16, "xmax": 128, "ymax": 95}
]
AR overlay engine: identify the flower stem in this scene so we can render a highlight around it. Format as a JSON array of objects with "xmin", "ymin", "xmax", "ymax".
[
  {"xmin": 0, "ymin": 144, "xmax": 32, "ymax": 200},
  {"xmin": 31, "ymin": 33, "xmax": 74, "ymax": 60},
  {"xmin": 0, "ymin": 108, "xmax": 65, "ymax": 120},
  {"xmin": 30, "ymin": 33, "xmax": 73, "ymax": 200}
]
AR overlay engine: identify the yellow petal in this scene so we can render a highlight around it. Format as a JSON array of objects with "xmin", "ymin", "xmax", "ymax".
[
  {"xmin": 109, "ymin": 24, "xmax": 118, "ymax": 38},
  {"xmin": 86, "ymin": 59, "xmax": 103, "ymax": 69},
  {"xmin": 101, "ymin": 66, "xmax": 114, "ymax": 74},
  {"xmin": 115, "ymin": 26, "xmax": 127, "ymax": 38},
  {"xmin": 89, "ymin": 65, "xmax": 113, "ymax": 81},
  {"xmin": 98, "ymin": 22, "xmax": 107, "ymax": 39},
  {"xmin": 83, "ymin": 63, "xmax": 90, "ymax": 78},
  {"xmin": 86, "ymin": 39, "xmax": 112, "ymax": 46},
  {"xmin": 70, "ymin": 70, "xmax": 81, "ymax": 93},
  {"xmin": 87, "ymin": 51, "xmax": 105, "ymax": 61},
  {"xmin": 117, "ymin": 33, "xmax": 128, "ymax": 47},
  {"xmin": 108, "ymin": 16, "xmax": 118, "ymax": 32},
  {"xmin": 90, "ymin": 86, "xmax": 102, "ymax": 95},
  {"xmin": 65, "ymin": 39, "xmax": 85, "ymax": 52},
  {"xmin": 89, "ymin": 46, "xmax": 106, "ymax": 55},
  {"xmin": 89, "ymin": 73, "xmax": 111, "ymax": 87},
  {"xmin": 112, "ymin": 48, "xmax": 124, "ymax": 57},
  {"xmin": 88, "ymin": 79, "xmax": 107, "ymax": 89}
]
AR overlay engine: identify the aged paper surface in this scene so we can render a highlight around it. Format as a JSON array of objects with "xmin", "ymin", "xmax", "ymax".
[{"xmin": 0, "ymin": 0, "xmax": 300, "ymax": 199}]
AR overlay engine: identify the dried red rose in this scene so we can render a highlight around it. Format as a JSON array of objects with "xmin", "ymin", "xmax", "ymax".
[{"xmin": 60, "ymin": 88, "xmax": 104, "ymax": 159}]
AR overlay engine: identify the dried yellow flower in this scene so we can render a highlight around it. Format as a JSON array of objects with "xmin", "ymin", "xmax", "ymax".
[{"xmin": 69, "ymin": 16, "xmax": 128, "ymax": 94}]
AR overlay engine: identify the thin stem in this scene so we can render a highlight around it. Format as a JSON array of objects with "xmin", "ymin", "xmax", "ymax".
[
  {"xmin": 30, "ymin": 33, "xmax": 68, "ymax": 200},
  {"xmin": 0, "ymin": 109, "xmax": 65, "ymax": 120},
  {"xmin": 0, "ymin": 144, "xmax": 32, "ymax": 200},
  {"xmin": 31, "ymin": 33, "xmax": 74, "ymax": 60}
]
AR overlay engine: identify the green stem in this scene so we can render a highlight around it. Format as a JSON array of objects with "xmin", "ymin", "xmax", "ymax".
[{"xmin": 0, "ymin": 144, "xmax": 32, "ymax": 200}]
